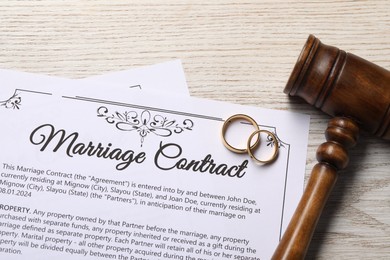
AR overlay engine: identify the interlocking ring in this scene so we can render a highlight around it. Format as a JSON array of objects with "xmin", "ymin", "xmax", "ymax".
[
  {"xmin": 247, "ymin": 129, "xmax": 279, "ymax": 164},
  {"xmin": 221, "ymin": 114, "xmax": 279, "ymax": 164},
  {"xmin": 221, "ymin": 114, "xmax": 260, "ymax": 154}
]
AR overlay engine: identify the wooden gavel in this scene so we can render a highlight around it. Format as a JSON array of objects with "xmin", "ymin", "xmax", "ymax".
[{"xmin": 272, "ymin": 35, "xmax": 390, "ymax": 259}]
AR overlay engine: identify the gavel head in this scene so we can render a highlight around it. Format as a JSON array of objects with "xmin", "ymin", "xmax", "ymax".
[{"xmin": 285, "ymin": 34, "xmax": 390, "ymax": 140}]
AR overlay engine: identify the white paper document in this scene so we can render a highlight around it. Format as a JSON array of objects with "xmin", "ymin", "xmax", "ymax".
[
  {"xmin": 0, "ymin": 83, "xmax": 309, "ymax": 259},
  {"xmin": 0, "ymin": 60, "xmax": 189, "ymax": 97},
  {"xmin": 79, "ymin": 60, "xmax": 189, "ymax": 97}
]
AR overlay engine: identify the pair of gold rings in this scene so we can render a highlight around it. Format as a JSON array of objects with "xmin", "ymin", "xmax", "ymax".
[{"xmin": 221, "ymin": 114, "xmax": 279, "ymax": 164}]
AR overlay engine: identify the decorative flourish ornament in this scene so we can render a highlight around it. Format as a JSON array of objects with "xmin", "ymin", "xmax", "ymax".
[
  {"xmin": 97, "ymin": 106, "xmax": 194, "ymax": 146},
  {"xmin": 0, "ymin": 91, "xmax": 21, "ymax": 109}
]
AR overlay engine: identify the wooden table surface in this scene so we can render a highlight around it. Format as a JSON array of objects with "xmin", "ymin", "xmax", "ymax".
[{"xmin": 1, "ymin": 1, "xmax": 389, "ymax": 259}]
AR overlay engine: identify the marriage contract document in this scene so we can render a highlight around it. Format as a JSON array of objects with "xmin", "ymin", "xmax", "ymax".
[{"xmin": 0, "ymin": 82, "xmax": 309, "ymax": 259}]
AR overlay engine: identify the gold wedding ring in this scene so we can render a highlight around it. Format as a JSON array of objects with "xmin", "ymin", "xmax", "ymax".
[
  {"xmin": 222, "ymin": 114, "xmax": 279, "ymax": 164},
  {"xmin": 247, "ymin": 129, "xmax": 279, "ymax": 164},
  {"xmin": 221, "ymin": 114, "xmax": 260, "ymax": 154}
]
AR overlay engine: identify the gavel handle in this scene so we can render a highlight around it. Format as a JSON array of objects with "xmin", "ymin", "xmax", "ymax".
[{"xmin": 272, "ymin": 117, "xmax": 359, "ymax": 259}]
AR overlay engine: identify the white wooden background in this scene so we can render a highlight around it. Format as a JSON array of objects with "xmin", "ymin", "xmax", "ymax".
[{"xmin": 1, "ymin": 1, "xmax": 389, "ymax": 259}]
